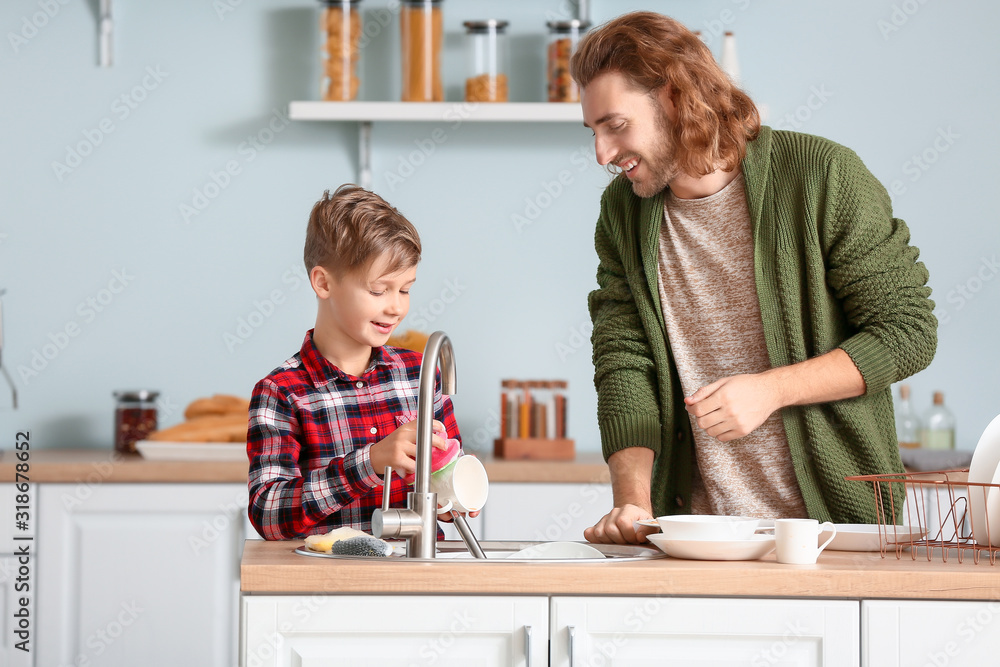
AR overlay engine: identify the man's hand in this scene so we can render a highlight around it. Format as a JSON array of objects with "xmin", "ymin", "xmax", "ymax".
[
  {"xmin": 684, "ymin": 373, "xmax": 781, "ymax": 442},
  {"xmin": 584, "ymin": 504, "xmax": 656, "ymax": 544},
  {"xmin": 369, "ymin": 419, "xmax": 447, "ymax": 478}
]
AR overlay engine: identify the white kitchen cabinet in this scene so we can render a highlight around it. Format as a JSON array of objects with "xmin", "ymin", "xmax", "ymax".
[
  {"xmin": 551, "ymin": 596, "xmax": 860, "ymax": 666},
  {"xmin": 863, "ymin": 600, "xmax": 1000, "ymax": 667},
  {"xmin": 37, "ymin": 483, "xmax": 251, "ymax": 667},
  {"xmin": 482, "ymin": 482, "xmax": 612, "ymax": 542},
  {"xmin": 240, "ymin": 594, "xmax": 548, "ymax": 667}
]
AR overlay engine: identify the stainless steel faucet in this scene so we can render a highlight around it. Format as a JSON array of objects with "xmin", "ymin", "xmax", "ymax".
[{"xmin": 372, "ymin": 331, "xmax": 458, "ymax": 559}]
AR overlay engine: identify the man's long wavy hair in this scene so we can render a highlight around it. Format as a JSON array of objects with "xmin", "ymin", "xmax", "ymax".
[{"xmin": 570, "ymin": 11, "xmax": 760, "ymax": 177}]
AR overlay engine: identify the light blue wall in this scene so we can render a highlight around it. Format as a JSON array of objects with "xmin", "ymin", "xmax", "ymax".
[{"xmin": 1, "ymin": 0, "xmax": 997, "ymax": 453}]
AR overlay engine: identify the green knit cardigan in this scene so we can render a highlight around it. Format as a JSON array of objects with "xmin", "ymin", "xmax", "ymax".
[{"xmin": 589, "ymin": 126, "xmax": 937, "ymax": 523}]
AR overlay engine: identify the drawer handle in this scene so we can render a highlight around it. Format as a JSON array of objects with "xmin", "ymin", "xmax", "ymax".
[
  {"xmin": 568, "ymin": 625, "xmax": 576, "ymax": 667},
  {"xmin": 524, "ymin": 624, "xmax": 532, "ymax": 667}
]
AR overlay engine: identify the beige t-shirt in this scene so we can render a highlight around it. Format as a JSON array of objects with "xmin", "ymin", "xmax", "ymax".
[{"xmin": 656, "ymin": 173, "xmax": 807, "ymax": 519}]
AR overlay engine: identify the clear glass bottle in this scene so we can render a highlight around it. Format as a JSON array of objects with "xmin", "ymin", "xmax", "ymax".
[
  {"xmin": 720, "ymin": 31, "xmax": 740, "ymax": 85},
  {"xmin": 319, "ymin": 0, "xmax": 363, "ymax": 101},
  {"xmin": 113, "ymin": 390, "xmax": 159, "ymax": 454},
  {"xmin": 546, "ymin": 19, "xmax": 590, "ymax": 102},
  {"xmin": 920, "ymin": 391, "xmax": 956, "ymax": 450},
  {"xmin": 400, "ymin": 0, "xmax": 444, "ymax": 102},
  {"xmin": 463, "ymin": 20, "xmax": 509, "ymax": 103},
  {"xmin": 895, "ymin": 384, "xmax": 920, "ymax": 449}
]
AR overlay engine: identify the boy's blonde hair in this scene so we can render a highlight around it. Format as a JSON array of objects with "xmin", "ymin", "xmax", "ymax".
[{"xmin": 304, "ymin": 184, "xmax": 421, "ymax": 278}]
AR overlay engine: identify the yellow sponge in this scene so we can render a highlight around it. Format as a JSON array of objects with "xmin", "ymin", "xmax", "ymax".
[{"xmin": 304, "ymin": 527, "xmax": 367, "ymax": 553}]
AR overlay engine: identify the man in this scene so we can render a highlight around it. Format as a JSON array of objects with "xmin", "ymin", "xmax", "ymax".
[{"xmin": 573, "ymin": 12, "xmax": 937, "ymax": 544}]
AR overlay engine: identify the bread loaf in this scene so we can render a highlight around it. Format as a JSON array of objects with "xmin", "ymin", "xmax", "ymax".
[
  {"xmin": 147, "ymin": 413, "xmax": 248, "ymax": 442},
  {"xmin": 183, "ymin": 394, "xmax": 250, "ymax": 420}
]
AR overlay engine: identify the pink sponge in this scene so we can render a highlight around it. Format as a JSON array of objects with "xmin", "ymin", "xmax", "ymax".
[{"xmin": 403, "ymin": 438, "xmax": 461, "ymax": 484}]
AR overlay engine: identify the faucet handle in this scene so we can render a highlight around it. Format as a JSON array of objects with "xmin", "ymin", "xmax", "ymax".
[{"xmin": 381, "ymin": 466, "xmax": 392, "ymax": 511}]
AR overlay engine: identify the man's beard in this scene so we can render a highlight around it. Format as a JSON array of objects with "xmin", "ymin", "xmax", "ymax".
[{"xmin": 627, "ymin": 107, "xmax": 680, "ymax": 198}]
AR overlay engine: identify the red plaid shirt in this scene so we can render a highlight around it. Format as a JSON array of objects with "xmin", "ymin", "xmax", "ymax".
[{"xmin": 247, "ymin": 330, "xmax": 460, "ymax": 540}]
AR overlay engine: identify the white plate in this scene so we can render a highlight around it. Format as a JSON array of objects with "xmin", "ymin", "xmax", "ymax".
[
  {"xmin": 968, "ymin": 413, "xmax": 1000, "ymax": 545},
  {"xmin": 819, "ymin": 524, "xmax": 927, "ymax": 551},
  {"xmin": 646, "ymin": 533, "xmax": 775, "ymax": 561},
  {"xmin": 507, "ymin": 541, "xmax": 606, "ymax": 560},
  {"xmin": 135, "ymin": 440, "xmax": 247, "ymax": 461}
]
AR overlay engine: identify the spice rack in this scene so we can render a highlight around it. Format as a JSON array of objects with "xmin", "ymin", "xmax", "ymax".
[
  {"xmin": 494, "ymin": 379, "xmax": 574, "ymax": 460},
  {"xmin": 845, "ymin": 469, "xmax": 1000, "ymax": 565}
]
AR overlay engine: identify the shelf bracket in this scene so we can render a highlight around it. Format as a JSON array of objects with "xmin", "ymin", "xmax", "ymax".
[
  {"xmin": 359, "ymin": 120, "xmax": 372, "ymax": 190},
  {"xmin": 99, "ymin": 0, "xmax": 113, "ymax": 67}
]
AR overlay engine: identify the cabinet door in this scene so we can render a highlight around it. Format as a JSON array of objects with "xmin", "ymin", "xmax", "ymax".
[
  {"xmin": 551, "ymin": 596, "xmax": 860, "ymax": 666},
  {"xmin": 482, "ymin": 482, "xmax": 612, "ymax": 541},
  {"xmin": 864, "ymin": 599, "xmax": 1000, "ymax": 666},
  {"xmin": 37, "ymin": 483, "xmax": 249, "ymax": 667},
  {"xmin": 241, "ymin": 594, "xmax": 548, "ymax": 667},
  {"xmin": 1, "ymin": 555, "xmax": 33, "ymax": 667}
]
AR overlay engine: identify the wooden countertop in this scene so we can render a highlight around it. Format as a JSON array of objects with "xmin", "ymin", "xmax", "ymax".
[
  {"xmin": 0, "ymin": 449, "xmax": 609, "ymax": 484},
  {"xmin": 241, "ymin": 539, "xmax": 1000, "ymax": 600}
]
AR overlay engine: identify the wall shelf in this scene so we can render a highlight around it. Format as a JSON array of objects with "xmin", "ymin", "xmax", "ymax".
[{"xmin": 288, "ymin": 101, "xmax": 583, "ymax": 124}]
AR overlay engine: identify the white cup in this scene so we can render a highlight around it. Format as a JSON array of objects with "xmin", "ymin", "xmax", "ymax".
[
  {"xmin": 775, "ymin": 519, "xmax": 837, "ymax": 564},
  {"xmin": 431, "ymin": 455, "xmax": 489, "ymax": 513}
]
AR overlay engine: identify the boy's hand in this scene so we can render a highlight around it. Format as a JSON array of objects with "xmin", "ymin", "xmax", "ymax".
[
  {"xmin": 369, "ymin": 419, "xmax": 448, "ymax": 479},
  {"xmin": 437, "ymin": 507, "xmax": 481, "ymax": 522}
]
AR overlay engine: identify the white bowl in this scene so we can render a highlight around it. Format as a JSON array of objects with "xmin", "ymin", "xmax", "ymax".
[
  {"xmin": 647, "ymin": 533, "xmax": 775, "ymax": 561},
  {"xmin": 656, "ymin": 515, "xmax": 760, "ymax": 541},
  {"xmin": 968, "ymin": 413, "xmax": 1000, "ymax": 546}
]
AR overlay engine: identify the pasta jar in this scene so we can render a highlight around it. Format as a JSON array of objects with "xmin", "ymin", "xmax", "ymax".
[
  {"xmin": 546, "ymin": 19, "xmax": 590, "ymax": 102},
  {"xmin": 113, "ymin": 390, "xmax": 159, "ymax": 454},
  {"xmin": 462, "ymin": 20, "xmax": 509, "ymax": 103},
  {"xmin": 400, "ymin": 0, "xmax": 444, "ymax": 102},
  {"xmin": 319, "ymin": 0, "xmax": 363, "ymax": 101}
]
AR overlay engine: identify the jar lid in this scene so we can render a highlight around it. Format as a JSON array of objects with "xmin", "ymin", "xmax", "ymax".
[
  {"xmin": 113, "ymin": 390, "xmax": 159, "ymax": 402},
  {"xmin": 463, "ymin": 19, "xmax": 509, "ymax": 33},
  {"xmin": 546, "ymin": 19, "xmax": 591, "ymax": 32}
]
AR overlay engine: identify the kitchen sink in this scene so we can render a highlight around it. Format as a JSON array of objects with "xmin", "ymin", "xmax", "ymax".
[{"xmin": 295, "ymin": 540, "xmax": 666, "ymax": 563}]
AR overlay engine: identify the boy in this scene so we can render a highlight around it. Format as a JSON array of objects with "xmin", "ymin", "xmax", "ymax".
[{"xmin": 247, "ymin": 185, "xmax": 461, "ymax": 540}]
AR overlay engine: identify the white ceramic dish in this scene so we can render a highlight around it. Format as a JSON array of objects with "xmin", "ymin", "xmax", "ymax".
[
  {"xmin": 135, "ymin": 440, "xmax": 246, "ymax": 461},
  {"xmin": 968, "ymin": 413, "xmax": 1000, "ymax": 545},
  {"xmin": 656, "ymin": 515, "xmax": 759, "ymax": 541},
  {"xmin": 818, "ymin": 524, "xmax": 927, "ymax": 551},
  {"xmin": 506, "ymin": 541, "xmax": 606, "ymax": 560},
  {"xmin": 647, "ymin": 533, "xmax": 775, "ymax": 561}
]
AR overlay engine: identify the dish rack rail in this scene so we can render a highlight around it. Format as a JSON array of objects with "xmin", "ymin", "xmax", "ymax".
[{"xmin": 845, "ymin": 469, "xmax": 1000, "ymax": 565}]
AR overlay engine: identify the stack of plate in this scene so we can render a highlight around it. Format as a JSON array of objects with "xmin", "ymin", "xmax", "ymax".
[
  {"xmin": 644, "ymin": 515, "xmax": 775, "ymax": 561},
  {"xmin": 968, "ymin": 414, "xmax": 1000, "ymax": 547}
]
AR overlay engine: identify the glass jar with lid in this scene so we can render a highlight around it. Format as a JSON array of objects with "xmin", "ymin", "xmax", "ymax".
[
  {"xmin": 462, "ymin": 20, "xmax": 509, "ymax": 103},
  {"xmin": 400, "ymin": 0, "xmax": 444, "ymax": 102},
  {"xmin": 546, "ymin": 19, "xmax": 590, "ymax": 102},
  {"xmin": 113, "ymin": 390, "xmax": 159, "ymax": 454},
  {"xmin": 319, "ymin": 0, "xmax": 363, "ymax": 101}
]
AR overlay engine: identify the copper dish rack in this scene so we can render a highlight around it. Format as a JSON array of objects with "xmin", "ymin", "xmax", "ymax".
[{"xmin": 845, "ymin": 469, "xmax": 1000, "ymax": 565}]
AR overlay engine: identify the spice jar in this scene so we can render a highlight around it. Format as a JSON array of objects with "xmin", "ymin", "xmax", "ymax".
[
  {"xmin": 462, "ymin": 20, "xmax": 509, "ymax": 103},
  {"xmin": 113, "ymin": 390, "xmax": 158, "ymax": 454},
  {"xmin": 546, "ymin": 19, "xmax": 589, "ymax": 102},
  {"xmin": 319, "ymin": 0, "xmax": 363, "ymax": 101},
  {"xmin": 400, "ymin": 0, "xmax": 444, "ymax": 102}
]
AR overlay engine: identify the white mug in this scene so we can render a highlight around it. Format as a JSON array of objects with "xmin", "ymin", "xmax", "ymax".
[
  {"xmin": 431, "ymin": 455, "xmax": 489, "ymax": 513},
  {"xmin": 775, "ymin": 519, "xmax": 837, "ymax": 564}
]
